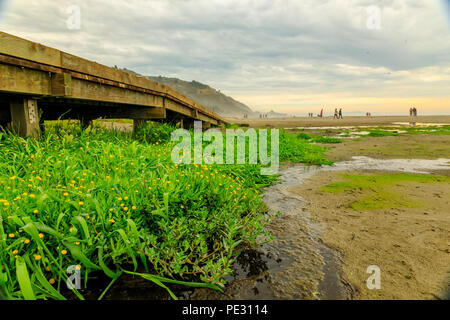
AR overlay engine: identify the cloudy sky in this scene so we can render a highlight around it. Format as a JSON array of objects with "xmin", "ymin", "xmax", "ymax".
[{"xmin": 0, "ymin": 0, "xmax": 449, "ymax": 115}]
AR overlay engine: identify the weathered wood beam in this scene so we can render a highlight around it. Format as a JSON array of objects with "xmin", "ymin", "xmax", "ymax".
[
  {"xmin": 51, "ymin": 73, "xmax": 72, "ymax": 97},
  {"xmin": 39, "ymin": 104, "xmax": 166, "ymax": 121}
]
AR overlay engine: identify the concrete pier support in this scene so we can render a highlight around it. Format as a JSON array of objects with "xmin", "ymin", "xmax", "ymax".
[{"xmin": 10, "ymin": 98, "xmax": 40, "ymax": 138}]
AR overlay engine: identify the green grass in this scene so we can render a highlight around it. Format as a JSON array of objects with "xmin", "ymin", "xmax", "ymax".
[
  {"xmin": 403, "ymin": 125, "xmax": 450, "ymax": 135},
  {"xmin": 322, "ymin": 173, "xmax": 450, "ymax": 210},
  {"xmin": 0, "ymin": 122, "xmax": 329, "ymax": 300},
  {"xmin": 366, "ymin": 129, "xmax": 399, "ymax": 137},
  {"xmin": 296, "ymin": 132, "xmax": 342, "ymax": 145}
]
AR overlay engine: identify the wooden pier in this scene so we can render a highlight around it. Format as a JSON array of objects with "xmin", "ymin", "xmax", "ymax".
[{"xmin": 0, "ymin": 31, "xmax": 227, "ymax": 137}]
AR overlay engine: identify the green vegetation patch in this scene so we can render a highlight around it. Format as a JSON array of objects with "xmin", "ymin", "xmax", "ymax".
[
  {"xmin": 322, "ymin": 173, "xmax": 450, "ymax": 210},
  {"xmin": 0, "ymin": 122, "xmax": 329, "ymax": 300},
  {"xmin": 366, "ymin": 129, "xmax": 399, "ymax": 137},
  {"xmin": 404, "ymin": 125, "xmax": 450, "ymax": 135},
  {"xmin": 296, "ymin": 132, "xmax": 342, "ymax": 145}
]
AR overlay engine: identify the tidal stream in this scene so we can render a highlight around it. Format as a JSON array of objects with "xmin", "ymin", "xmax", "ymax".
[{"xmin": 94, "ymin": 156, "xmax": 449, "ymax": 300}]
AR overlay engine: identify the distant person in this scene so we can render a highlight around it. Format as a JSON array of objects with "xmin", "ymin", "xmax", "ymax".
[
  {"xmin": 413, "ymin": 107, "xmax": 417, "ymax": 117},
  {"xmin": 339, "ymin": 108, "xmax": 343, "ymax": 119},
  {"xmin": 409, "ymin": 108, "xmax": 413, "ymax": 116},
  {"xmin": 320, "ymin": 109, "xmax": 323, "ymax": 118},
  {"xmin": 334, "ymin": 108, "xmax": 338, "ymax": 119}
]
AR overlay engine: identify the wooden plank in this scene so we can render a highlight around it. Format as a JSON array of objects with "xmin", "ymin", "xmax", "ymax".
[
  {"xmin": 0, "ymin": 64, "xmax": 52, "ymax": 95},
  {"xmin": 40, "ymin": 103, "xmax": 166, "ymax": 120},
  {"xmin": 51, "ymin": 73, "xmax": 72, "ymax": 96},
  {"xmin": 0, "ymin": 32, "xmax": 61, "ymax": 67},
  {"xmin": 70, "ymin": 78, "xmax": 165, "ymax": 107}
]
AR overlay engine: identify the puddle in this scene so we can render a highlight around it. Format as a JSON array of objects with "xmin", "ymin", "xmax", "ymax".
[
  {"xmin": 392, "ymin": 122, "xmax": 448, "ymax": 127},
  {"xmin": 331, "ymin": 156, "xmax": 450, "ymax": 174}
]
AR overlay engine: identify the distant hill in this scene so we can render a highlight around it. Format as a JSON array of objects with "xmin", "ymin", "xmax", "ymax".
[{"xmin": 120, "ymin": 68, "xmax": 256, "ymax": 117}]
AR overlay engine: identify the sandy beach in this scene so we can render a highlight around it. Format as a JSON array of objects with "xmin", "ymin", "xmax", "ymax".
[{"xmin": 226, "ymin": 115, "xmax": 450, "ymax": 128}]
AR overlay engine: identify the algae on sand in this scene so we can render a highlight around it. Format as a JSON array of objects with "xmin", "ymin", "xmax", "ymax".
[{"xmin": 321, "ymin": 173, "xmax": 450, "ymax": 210}]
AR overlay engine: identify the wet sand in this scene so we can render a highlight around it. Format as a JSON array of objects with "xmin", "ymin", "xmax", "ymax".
[
  {"xmin": 325, "ymin": 135, "xmax": 450, "ymax": 163},
  {"xmin": 289, "ymin": 169, "xmax": 450, "ymax": 300},
  {"xmin": 226, "ymin": 115, "xmax": 450, "ymax": 128},
  {"xmin": 285, "ymin": 134, "xmax": 450, "ymax": 300}
]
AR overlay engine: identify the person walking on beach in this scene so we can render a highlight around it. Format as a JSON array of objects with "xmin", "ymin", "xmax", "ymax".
[
  {"xmin": 413, "ymin": 107, "xmax": 417, "ymax": 117},
  {"xmin": 320, "ymin": 109, "xmax": 323, "ymax": 118},
  {"xmin": 334, "ymin": 108, "xmax": 338, "ymax": 119},
  {"xmin": 409, "ymin": 108, "xmax": 413, "ymax": 116},
  {"xmin": 338, "ymin": 108, "xmax": 343, "ymax": 119}
]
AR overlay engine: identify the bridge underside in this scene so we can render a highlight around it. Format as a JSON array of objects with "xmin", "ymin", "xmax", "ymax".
[{"xmin": 0, "ymin": 32, "xmax": 226, "ymax": 137}]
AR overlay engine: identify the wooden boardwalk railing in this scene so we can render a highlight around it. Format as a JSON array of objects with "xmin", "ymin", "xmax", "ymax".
[{"xmin": 0, "ymin": 31, "xmax": 227, "ymax": 137}]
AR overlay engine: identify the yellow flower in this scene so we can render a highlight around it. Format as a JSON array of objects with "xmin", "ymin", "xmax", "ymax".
[
  {"xmin": 61, "ymin": 250, "xmax": 67, "ymax": 255},
  {"xmin": 45, "ymin": 266, "xmax": 51, "ymax": 271},
  {"xmin": 8, "ymin": 233, "xmax": 15, "ymax": 238},
  {"xmin": 63, "ymin": 192, "xmax": 69, "ymax": 196},
  {"xmin": 24, "ymin": 239, "xmax": 30, "ymax": 244},
  {"xmin": 12, "ymin": 250, "xmax": 18, "ymax": 255},
  {"xmin": 33, "ymin": 209, "xmax": 39, "ymax": 214},
  {"xmin": 75, "ymin": 242, "xmax": 80, "ymax": 245},
  {"xmin": 109, "ymin": 208, "xmax": 114, "ymax": 212},
  {"xmin": 78, "ymin": 201, "xmax": 84, "ymax": 206},
  {"xmin": 76, "ymin": 265, "xmax": 81, "ymax": 270},
  {"xmin": 123, "ymin": 207, "xmax": 128, "ymax": 211},
  {"xmin": 117, "ymin": 197, "xmax": 123, "ymax": 201},
  {"xmin": 29, "ymin": 194, "xmax": 35, "ymax": 198},
  {"xmin": 49, "ymin": 278, "xmax": 55, "ymax": 285},
  {"xmin": 38, "ymin": 233, "xmax": 44, "ymax": 239},
  {"xmin": 131, "ymin": 206, "xmax": 136, "ymax": 210},
  {"xmin": 180, "ymin": 205, "xmax": 184, "ymax": 209},
  {"xmin": 109, "ymin": 219, "xmax": 115, "ymax": 224},
  {"xmin": 34, "ymin": 255, "xmax": 42, "ymax": 261},
  {"xmin": 124, "ymin": 196, "xmax": 128, "ymax": 200}
]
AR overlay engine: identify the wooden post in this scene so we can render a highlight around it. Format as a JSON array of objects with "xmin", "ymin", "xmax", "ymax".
[
  {"xmin": 80, "ymin": 117, "xmax": 93, "ymax": 129},
  {"xmin": 10, "ymin": 98, "xmax": 40, "ymax": 138},
  {"xmin": 133, "ymin": 119, "xmax": 145, "ymax": 132},
  {"xmin": 182, "ymin": 118, "xmax": 195, "ymax": 130},
  {"xmin": 202, "ymin": 122, "xmax": 211, "ymax": 130}
]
